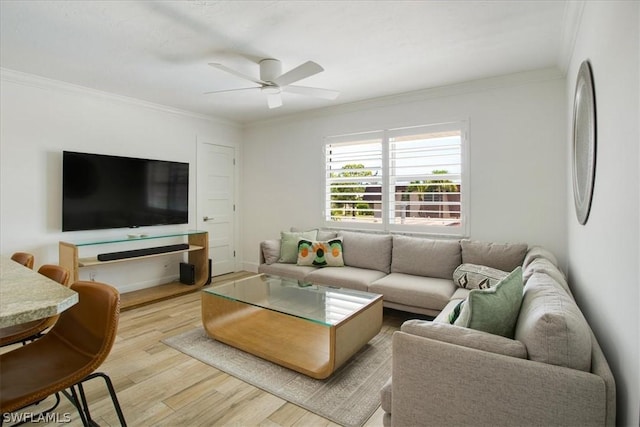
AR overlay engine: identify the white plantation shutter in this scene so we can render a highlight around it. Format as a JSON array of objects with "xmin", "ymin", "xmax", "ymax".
[
  {"xmin": 325, "ymin": 132, "xmax": 384, "ymax": 228},
  {"xmin": 388, "ymin": 124, "xmax": 464, "ymax": 232},
  {"xmin": 324, "ymin": 122, "xmax": 467, "ymax": 235}
]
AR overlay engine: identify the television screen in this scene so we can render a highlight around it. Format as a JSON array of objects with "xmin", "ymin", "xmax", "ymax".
[{"xmin": 62, "ymin": 151, "xmax": 189, "ymax": 232}]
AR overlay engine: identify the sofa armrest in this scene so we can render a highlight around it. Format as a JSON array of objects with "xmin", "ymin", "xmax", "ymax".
[
  {"xmin": 391, "ymin": 331, "xmax": 609, "ymax": 427},
  {"xmin": 401, "ymin": 319, "xmax": 527, "ymax": 359}
]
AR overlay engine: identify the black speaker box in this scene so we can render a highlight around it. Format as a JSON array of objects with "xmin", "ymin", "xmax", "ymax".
[{"xmin": 179, "ymin": 262, "xmax": 195, "ymax": 285}]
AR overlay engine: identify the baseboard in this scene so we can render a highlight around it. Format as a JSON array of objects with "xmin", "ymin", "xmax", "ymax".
[{"xmin": 242, "ymin": 261, "xmax": 260, "ymax": 273}]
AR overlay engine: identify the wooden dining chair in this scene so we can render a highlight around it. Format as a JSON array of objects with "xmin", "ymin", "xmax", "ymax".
[
  {"xmin": 0, "ymin": 264, "xmax": 70, "ymax": 347},
  {"xmin": 10, "ymin": 252, "xmax": 34, "ymax": 269},
  {"xmin": 0, "ymin": 281, "xmax": 127, "ymax": 426}
]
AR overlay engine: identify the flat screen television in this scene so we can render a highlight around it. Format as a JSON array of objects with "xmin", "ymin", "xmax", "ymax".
[{"xmin": 62, "ymin": 151, "xmax": 189, "ymax": 232}]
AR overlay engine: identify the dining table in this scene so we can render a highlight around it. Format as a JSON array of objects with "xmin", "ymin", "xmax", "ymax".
[{"xmin": 0, "ymin": 256, "xmax": 78, "ymax": 328}]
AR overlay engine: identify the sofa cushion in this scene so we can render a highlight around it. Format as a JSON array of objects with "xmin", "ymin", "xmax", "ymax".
[
  {"xmin": 522, "ymin": 245, "xmax": 559, "ymax": 269},
  {"xmin": 258, "ymin": 262, "xmax": 317, "ymax": 281},
  {"xmin": 317, "ymin": 229, "xmax": 338, "ymax": 240},
  {"xmin": 401, "ymin": 320, "xmax": 528, "ymax": 359},
  {"xmin": 450, "ymin": 287, "xmax": 471, "ymax": 301},
  {"xmin": 370, "ymin": 273, "xmax": 456, "ymax": 312},
  {"xmin": 290, "ymin": 227, "xmax": 336, "ymax": 241},
  {"xmin": 523, "ymin": 258, "xmax": 572, "ymax": 296},
  {"xmin": 460, "ymin": 239, "xmax": 528, "ymax": 272},
  {"xmin": 338, "ymin": 231, "xmax": 393, "ymax": 273},
  {"xmin": 515, "ymin": 272, "xmax": 592, "ymax": 372},
  {"xmin": 391, "ymin": 235, "xmax": 461, "ymax": 279},
  {"xmin": 454, "ymin": 267, "xmax": 524, "ymax": 338},
  {"xmin": 260, "ymin": 239, "xmax": 281, "ymax": 265},
  {"xmin": 279, "ymin": 230, "xmax": 318, "ymax": 263},
  {"xmin": 305, "ymin": 266, "xmax": 386, "ymax": 292},
  {"xmin": 297, "ymin": 238, "xmax": 344, "ymax": 267},
  {"xmin": 453, "ymin": 263, "xmax": 508, "ymax": 290}
]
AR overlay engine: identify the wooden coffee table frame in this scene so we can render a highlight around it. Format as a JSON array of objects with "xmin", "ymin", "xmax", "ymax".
[{"xmin": 201, "ymin": 280, "xmax": 383, "ymax": 379}]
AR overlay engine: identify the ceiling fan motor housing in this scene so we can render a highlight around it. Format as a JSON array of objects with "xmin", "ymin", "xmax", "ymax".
[{"xmin": 259, "ymin": 59, "xmax": 282, "ymax": 84}]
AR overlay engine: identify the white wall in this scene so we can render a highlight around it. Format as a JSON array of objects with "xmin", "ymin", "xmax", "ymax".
[
  {"xmin": 0, "ymin": 69, "xmax": 241, "ymax": 291},
  {"xmin": 565, "ymin": 2, "xmax": 639, "ymax": 425},
  {"xmin": 241, "ymin": 69, "xmax": 567, "ymax": 271}
]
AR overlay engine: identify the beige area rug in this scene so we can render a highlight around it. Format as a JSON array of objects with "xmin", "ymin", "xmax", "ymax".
[{"xmin": 162, "ymin": 326, "xmax": 393, "ymax": 427}]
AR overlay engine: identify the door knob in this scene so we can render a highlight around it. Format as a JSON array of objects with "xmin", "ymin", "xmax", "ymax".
[{"xmin": 203, "ymin": 216, "xmax": 213, "ymax": 222}]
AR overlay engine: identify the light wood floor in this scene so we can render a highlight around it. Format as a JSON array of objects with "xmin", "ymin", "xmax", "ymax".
[{"xmin": 4, "ymin": 272, "xmax": 424, "ymax": 426}]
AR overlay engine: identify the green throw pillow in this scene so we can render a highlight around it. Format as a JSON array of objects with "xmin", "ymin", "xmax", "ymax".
[
  {"xmin": 297, "ymin": 238, "xmax": 344, "ymax": 267},
  {"xmin": 453, "ymin": 267, "xmax": 524, "ymax": 338},
  {"xmin": 279, "ymin": 230, "xmax": 318, "ymax": 263}
]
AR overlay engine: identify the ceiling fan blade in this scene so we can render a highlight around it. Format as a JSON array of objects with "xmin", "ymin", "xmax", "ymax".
[
  {"xmin": 273, "ymin": 61, "xmax": 324, "ymax": 87},
  {"xmin": 203, "ymin": 87, "xmax": 260, "ymax": 95},
  {"xmin": 284, "ymin": 85, "xmax": 340, "ymax": 100},
  {"xmin": 266, "ymin": 93, "xmax": 283, "ymax": 109},
  {"xmin": 208, "ymin": 63, "xmax": 266, "ymax": 85}
]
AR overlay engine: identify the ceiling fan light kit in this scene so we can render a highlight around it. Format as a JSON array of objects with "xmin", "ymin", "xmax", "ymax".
[{"xmin": 206, "ymin": 58, "xmax": 339, "ymax": 109}]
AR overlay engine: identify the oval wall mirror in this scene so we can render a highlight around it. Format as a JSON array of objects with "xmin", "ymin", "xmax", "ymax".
[{"xmin": 572, "ymin": 60, "xmax": 597, "ymax": 225}]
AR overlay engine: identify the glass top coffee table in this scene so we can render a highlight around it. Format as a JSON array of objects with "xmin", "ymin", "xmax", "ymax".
[{"xmin": 202, "ymin": 274, "xmax": 383, "ymax": 379}]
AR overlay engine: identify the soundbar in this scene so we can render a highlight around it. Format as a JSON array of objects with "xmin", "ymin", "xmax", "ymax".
[{"xmin": 97, "ymin": 243, "xmax": 190, "ymax": 261}]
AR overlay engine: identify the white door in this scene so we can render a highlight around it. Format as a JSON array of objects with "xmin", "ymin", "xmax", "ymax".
[{"xmin": 197, "ymin": 141, "xmax": 236, "ymax": 276}]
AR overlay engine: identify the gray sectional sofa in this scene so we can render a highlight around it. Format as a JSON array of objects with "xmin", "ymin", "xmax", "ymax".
[
  {"xmin": 258, "ymin": 229, "xmax": 615, "ymax": 426},
  {"xmin": 259, "ymin": 229, "xmax": 528, "ymax": 316},
  {"xmin": 381, "ymin": 249, "xmax": 616, "ymax": 426}
]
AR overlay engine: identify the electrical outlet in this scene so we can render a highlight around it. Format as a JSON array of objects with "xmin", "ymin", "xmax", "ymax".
[{"xmin": 89, "ymin": 271, "xmax": 96, "ymax": 281}]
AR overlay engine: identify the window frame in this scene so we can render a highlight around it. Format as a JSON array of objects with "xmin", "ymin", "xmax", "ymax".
[{"xmin": 323, "ymin": 121, "xmax": 469, "ymax": 237}]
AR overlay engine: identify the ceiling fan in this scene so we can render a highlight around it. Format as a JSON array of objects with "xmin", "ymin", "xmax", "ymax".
[{"xmin": 205, "ymin": 58, "xmax": 340, "ymax": 109}]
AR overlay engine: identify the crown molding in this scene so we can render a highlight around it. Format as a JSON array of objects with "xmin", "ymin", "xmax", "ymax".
[
  {"xmin": 0, "ymin": 67, "xmax": 240, "ymax": 128},
  {"xmin": 245, "ymin": 67, "xmax": 565, "ymax": 129}
]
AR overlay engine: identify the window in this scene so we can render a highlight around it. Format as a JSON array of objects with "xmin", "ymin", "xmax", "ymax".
[{"xmin": 324, "ymin": 122, "xmax": 467, "ymax": 235}]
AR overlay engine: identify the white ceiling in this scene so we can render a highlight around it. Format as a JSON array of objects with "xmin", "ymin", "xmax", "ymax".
[{"xmin": 0, "ymin": 1, "xmax": 574, "ymax": 124}]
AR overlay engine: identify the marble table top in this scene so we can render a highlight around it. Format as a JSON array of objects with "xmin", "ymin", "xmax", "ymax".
[{"xmin": 0, "ymin": 257, "xmax": 78, "ymax": 328}]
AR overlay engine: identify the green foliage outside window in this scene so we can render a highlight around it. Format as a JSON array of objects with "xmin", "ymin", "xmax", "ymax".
[{"xmin": 330, "ymin": 164, "xmax": 374, "ymax": 217}]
